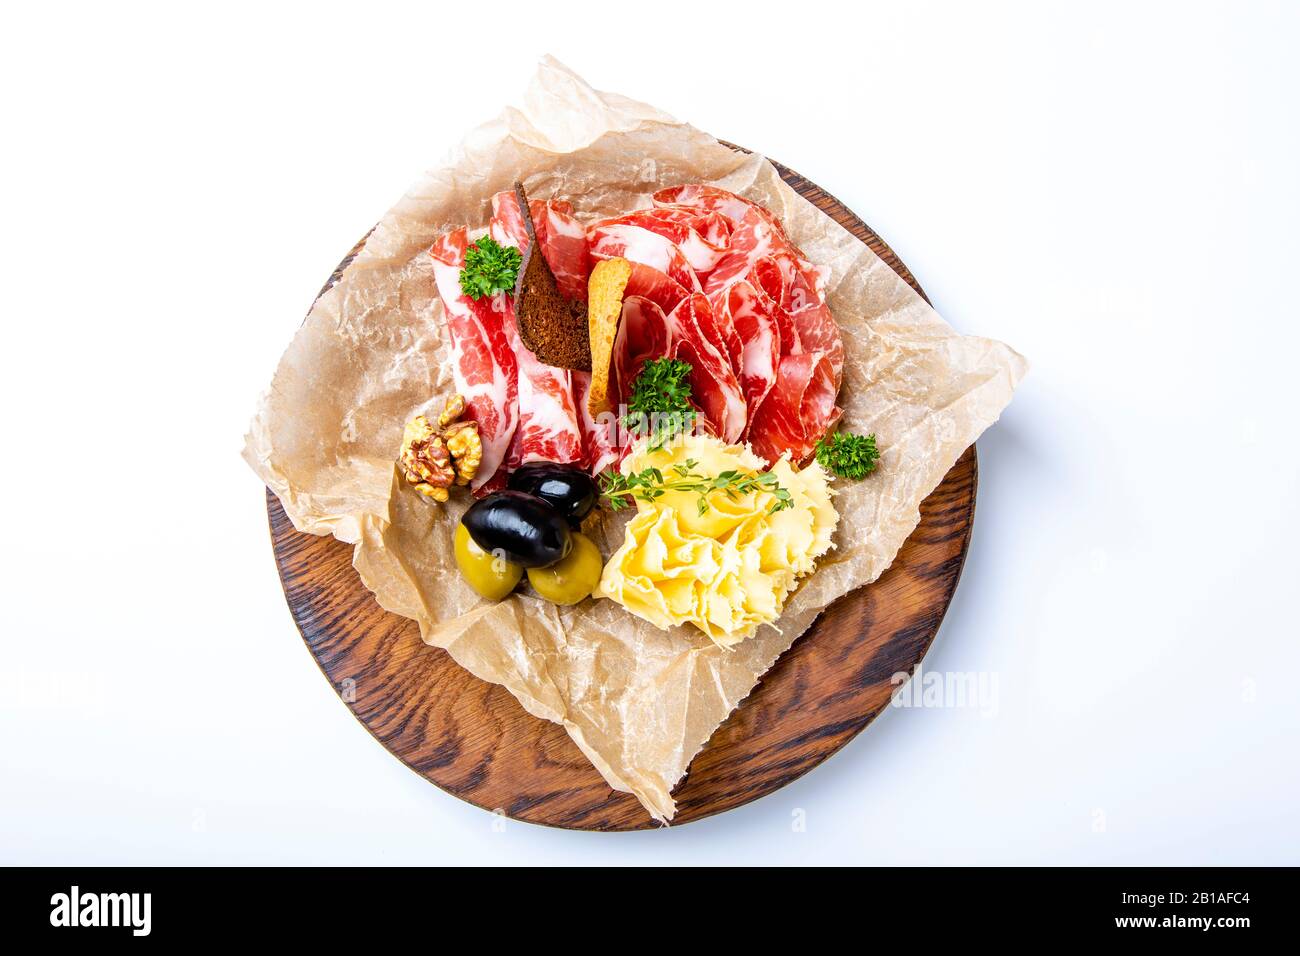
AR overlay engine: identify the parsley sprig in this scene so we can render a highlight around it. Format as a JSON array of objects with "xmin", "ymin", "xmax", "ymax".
[
  {"xmin": 601, "ymin": 458, "xmax": 795, "ymax": 517},
  {"xmin": 814, "ymin": 431, "xmax": 880, "ymax": 480},
  {"xmin": 459, "ymin": 236, "xmax": 521, "ymax": 301},
  {"xmin": 622, "ymin": 358, "xmax": 697, "ymax": 450}
]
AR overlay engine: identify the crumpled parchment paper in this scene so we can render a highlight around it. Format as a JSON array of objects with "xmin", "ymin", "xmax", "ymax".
[{"xmin": 244, "ymin": 56, "xmax": 1027, "ymax": 823}]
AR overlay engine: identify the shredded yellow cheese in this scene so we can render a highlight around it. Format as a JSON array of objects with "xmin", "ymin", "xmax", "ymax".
[{"xmin": 596, "ymin": 434, "xmax": 838, "ymax": 647}]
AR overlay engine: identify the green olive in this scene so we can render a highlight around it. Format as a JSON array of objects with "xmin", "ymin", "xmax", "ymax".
[
  {"xmin": 455, "ymin": 522, "xmax": 523, "ymax": 600},
  {"xmin": 526, "ymin": 532, "xmax": 603, "ymax": 606}
]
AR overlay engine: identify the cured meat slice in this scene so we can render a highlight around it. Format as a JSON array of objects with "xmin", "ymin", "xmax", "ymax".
[
  {"xmin": 746, "ymin": 351, "xmax": 841, "ymax": 465},
  {"xmin": 745, "ymin": 256, "xmax": 795, "ymax": 354},
  {"xmin": 572, "ymin": 371, "xmax": 620, "ymax": 474},
  {"xmin": 490, "ymin": 190, "xmax": 591, "ymax": 302},
  {"xmin": 699, "ymin": 206, "xmax": 790, "ymax": 297},
  {"xmin": 592, "ymin": 208, "xmax": 730, "ymax": 273},
  {"xmin": 501, "ymin": 302, "xmax": 584, "ymax": 466},
  {"xmin": 769, "ymin": 248, "xmax": 832, "ymax": 324},
  {"xmin": 588, "ymin": 222, "xmax": 701, "ymax": 294},
  {"xmin": 531, "ymin": 201, "xmax": 591, "ymax": 302},
  {"xmin": 610, "ymin": 295, "xmax": 671, "ymax": 413},
  {"xmin": 663, "ymin": 294, "xmax": 747, "ymax": 443},
  {"xmin": 649, "ymin": 188, "xmax": 844, "ymax": 462},
  {"xmin": 692, "ymin": 283, "xmax": 743, "ymax": 378},
  {"xmin": 786, "ymin": 278, "xmax": 842, "ymax": 372},
  {"xmin": 428, "ymin": 227, "xmax": 518, "ymax": 490},
  {"xmin": 622, "ymin": 261, "xmax": 690, "ymax": 315},
  {"xmin": 488, "ymin": 193, "xmax": 584, "ymax": 467},
  {"xmin": 489, "ymin": 190, "xmax": 529, "ymax": 249},
  {"xmin": 713, "ymin": 278, "xmax": 780, "ymax": 422},
  {"xmin": 607, "ymin": 294, "xmax": 743, "ymax": 453},
  {"xmin": 652, "ymin": 184, "xmax": 784, "ymax": 234}
]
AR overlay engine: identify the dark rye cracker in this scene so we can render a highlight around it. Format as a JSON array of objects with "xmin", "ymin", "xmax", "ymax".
[{"xmin": 512, "ymin": 182, "xmax": 591, "ymax": 371}]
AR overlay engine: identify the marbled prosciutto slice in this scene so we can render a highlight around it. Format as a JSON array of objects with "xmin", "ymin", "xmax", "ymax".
[
  {"xmin": 488, "ymin": 190, "xmax": 585, "ymax": 469},
  {"xmin": 428, "ymin": 227, "xmax": 519, "ymax": 491}
]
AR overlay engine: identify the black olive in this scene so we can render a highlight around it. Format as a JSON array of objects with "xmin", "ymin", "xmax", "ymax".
[
  {"xmin": 507, "ymin": 463, "xmax": 598, "ymax": 527},
  {"xmin": 462, "ymin": 491, "xmax": 573, "ymax": 568}
]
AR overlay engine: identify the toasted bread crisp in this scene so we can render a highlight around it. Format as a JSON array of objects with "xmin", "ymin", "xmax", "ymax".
[{"xmin": 586, "ymin": 257, "xmax": 632, "ymax": 416}]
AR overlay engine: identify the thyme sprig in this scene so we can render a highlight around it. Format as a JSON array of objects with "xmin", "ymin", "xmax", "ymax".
[{"xmin": 600, "ymin": 458, "xmax": 795, "ymax": 517}]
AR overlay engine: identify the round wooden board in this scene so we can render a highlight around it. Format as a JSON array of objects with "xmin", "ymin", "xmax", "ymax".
[{"xmin": 266, "ymin": 154, "xmax": 978, "ymax": 830}]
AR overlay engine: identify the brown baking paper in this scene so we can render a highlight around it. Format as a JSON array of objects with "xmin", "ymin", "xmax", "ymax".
[{"xmin": 244, "ymin": 57, "xmax": 1027, "ymax": 823}]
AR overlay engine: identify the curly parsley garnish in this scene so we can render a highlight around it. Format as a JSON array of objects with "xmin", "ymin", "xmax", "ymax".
[
  {"xmin": 621, "ymin": 358, "xmax": 697, "ymax": 450},
  {"xmin": 814, "ymin": 431, "xmax": 880, "ymax": 480},
  {"xmin": 459, "ymin": 236, "xmax": 521, "ymax": 301},
  {"xmin": 601, "ymin": 458, "xmax": 794, "ymax": 517}
]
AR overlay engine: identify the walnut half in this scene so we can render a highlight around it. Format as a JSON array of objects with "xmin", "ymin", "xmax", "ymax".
[
  {"xmin": 437, "ymin": 393, "xmax": 466, "ymax": 429},
  {"xmin": 398, "ymin": 394, "xmax": 483, "ymax": 500},
  {"xmin": 443, "ymin": 421, "xmax": 482, "ymax": 485},
  {"xmin": 399, "ymin": 416, "xmax": 454, "ymax": 501}
]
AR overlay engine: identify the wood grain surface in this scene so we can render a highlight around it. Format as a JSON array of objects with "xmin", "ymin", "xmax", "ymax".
[{"xmin": 265, "ymin": 154, "xmax": 978, "ymax": 830}]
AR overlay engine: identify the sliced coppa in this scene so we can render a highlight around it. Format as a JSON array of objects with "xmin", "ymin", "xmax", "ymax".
[
  {"xmin": 672, "ymin": 295, "xmax": 746, "ymax": 443},
  {"xmin": 698, "ymin": 206, "xmax": 789, "ymax": 297},
  {"xmin": 657, "ymin": 190, "xmax": 843, "ymax": 463},
  {"xmin": 589, "ymin": 186, "xmax": 843, "ymax": 460},
  {"xmin": 501, "ymin": 304, "xmax": 584, "ymax": 468},
  {"xmin": 572, "ymin": 370, "xmax": 620, "ymax": 475},
  {"xmin": 588, "ymin": 222, "xmax": 701, "ymax": 294},
  {"xmin": 487, "ymin": 191, "xmax": 585, "ymax": 469},
  {"xmin": 622, "ymin": 261, "xmax": 690, "ymax": 315},
  {"xmin": 714, "ymin": 278, "xmax": 780, "ymax": 420},
  {"xmin": 491, "ymin": 190, "xmax": 591, "ymax": 302},
  {"xmin": 429, "ymin": 227, "xmax": 519, "ymax": 492},
  {"xmin": 747, "ymin": 350, "xmax": 842, "ymax": 465},
  {"xmin": 607, "ymin": 291, "xmax": 746, "ymax": 444},
  {"xmin": 531, "ymin": 200, "xmax": 591, "ymax": 302},
  {"xmin": 592, "ymin": 208, "xmax": 731, "ymax": 273},
  {"xmin": 652, "ymin": 184, "xmax": 786, "ymax": 235},
  {"xmin": 610, "ymin": 295, "xmax": 671, "ymax": 412}
]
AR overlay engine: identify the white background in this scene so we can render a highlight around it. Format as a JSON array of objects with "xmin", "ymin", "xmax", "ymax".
[{"xmin": 2, "ymin": 1, "xmax": 1297, "ymax": 865}]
